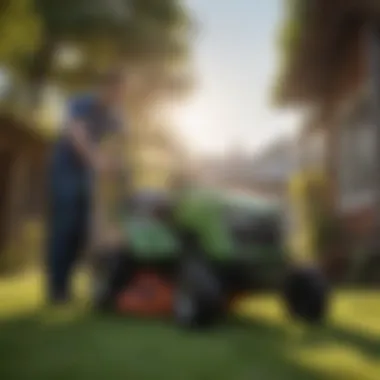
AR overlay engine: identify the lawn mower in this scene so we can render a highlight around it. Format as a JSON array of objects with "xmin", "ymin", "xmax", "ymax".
[{"xmin": 90, "ymin": 138, "xmax": 329, "ymax": 327}]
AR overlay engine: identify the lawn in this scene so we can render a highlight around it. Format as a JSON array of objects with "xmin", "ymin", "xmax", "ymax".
[{"xmin": 0, "ymin": 272, "xmax": 379, "ymax": 380}]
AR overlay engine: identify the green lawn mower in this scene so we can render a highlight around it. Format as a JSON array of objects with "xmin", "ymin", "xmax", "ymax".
[{"xmin": 91, "ymin": 185, "xmax": 330, "ymax": 328}]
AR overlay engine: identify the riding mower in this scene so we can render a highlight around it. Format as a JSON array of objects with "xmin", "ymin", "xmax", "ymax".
[{"xmin": 90, "ymin": 139, "xmax": 329, "ymax": 328}]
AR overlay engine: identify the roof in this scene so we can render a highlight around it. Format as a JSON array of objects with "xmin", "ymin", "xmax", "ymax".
[{"xmin": 274, "ymin": 0, "xmax": 379, "ymax": 107}]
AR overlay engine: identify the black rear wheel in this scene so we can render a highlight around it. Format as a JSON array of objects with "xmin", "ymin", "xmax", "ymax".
[{"xmin": 283, "ymin": 265, "xmax": 329, "ymax": 323}]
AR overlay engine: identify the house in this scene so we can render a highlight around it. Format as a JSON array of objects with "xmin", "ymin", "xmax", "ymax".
[
  {"xmin": 0, "ymin": 113, "xmax": 51, "ymax": 272},
  {"xmin": 274, "ymin": 0, "xmax": 380, "ymax": 247}
]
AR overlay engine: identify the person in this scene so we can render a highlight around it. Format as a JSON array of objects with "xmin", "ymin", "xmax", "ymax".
[{"xmin": 46, "ymin": 70, "xmax": 127, "ymax": 304}]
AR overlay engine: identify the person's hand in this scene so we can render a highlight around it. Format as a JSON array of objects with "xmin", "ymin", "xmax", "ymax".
[
  {"xmin": 94, "ymin": 154, "xmax": 111, "ymax": 173},
  {"xmin": 104, "ymin": 227, "xmax": 124, "ymax": 248}
]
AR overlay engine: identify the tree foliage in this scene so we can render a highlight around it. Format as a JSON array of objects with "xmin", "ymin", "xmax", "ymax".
[
  {"xmin": 0, "ymin": 0, "xmax": 194, "ymax": 104},
  {"xmin": 272, "ymin": 0, "xmax": 309, "ymax": 106},
  {"xmin": 0, "ymin": 0, "xmax": 41, "ymax": 73}
]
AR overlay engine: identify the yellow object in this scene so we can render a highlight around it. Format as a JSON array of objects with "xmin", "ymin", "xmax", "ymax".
[{"xmin": 288, "ymin": 169, "xmax": 328, "ymax": 263}]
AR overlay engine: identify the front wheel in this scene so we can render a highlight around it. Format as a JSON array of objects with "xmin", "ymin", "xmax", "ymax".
[
  {"xmin": 91, "ymin": 249, "xmax": 135, "ymax": 312},
  {"xmin": 174, "ymin": 258, "xmax": 224, "ymax": 329},
  {"xmin": 173, "ymin": 289, "xmax": 198, "ymax": 328}
]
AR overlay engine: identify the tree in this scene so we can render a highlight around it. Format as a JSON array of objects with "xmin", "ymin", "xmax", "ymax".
[
  {"xmin": 0, "ymin": 0, "xmax": 40, "ymax": 67},
  {"xmin": 271, "ymin": 0, "xmax": 314, "ymax": 105},
  {"xmin": 0, "ymin": 0, "xmax": 194, "ymax": 106}
]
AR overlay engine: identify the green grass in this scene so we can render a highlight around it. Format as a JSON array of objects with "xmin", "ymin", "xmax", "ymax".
[{"xmin": 0, "ymin": 272, "xmax": 379, "ymax": 380}]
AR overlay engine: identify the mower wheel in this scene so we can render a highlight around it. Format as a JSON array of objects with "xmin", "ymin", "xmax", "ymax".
[
  {"xmin": 283, "ymin": 265, "xmax": 329, "ymax": 324},
  {"xmin": 174, "ymin": 258, "xmax": 224, "ymax": 328},
  {"xmin": 174, "ymin": 288, "xmax": 198, "ymax": 328},
  {"xmin": 92, "ymin": 249, "xmax": 134, "ymax": 312}
]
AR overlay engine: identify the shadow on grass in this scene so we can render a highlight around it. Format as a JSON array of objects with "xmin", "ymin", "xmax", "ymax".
[
  {"xmin": 0, "ymin": 309, "xmax": 338, "ymax": 380},
  {"xmin": 298, "ymin": 322, "xmax": 380, "ymax": 359},
  {"xmin": 238, "ymin": 314, "xmax": 380, "ymax": 360}
]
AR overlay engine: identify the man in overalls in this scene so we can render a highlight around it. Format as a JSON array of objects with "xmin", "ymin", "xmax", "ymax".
[{"xmin": 46, "ymin": 70, "xmax": 127, "ymax": 304}]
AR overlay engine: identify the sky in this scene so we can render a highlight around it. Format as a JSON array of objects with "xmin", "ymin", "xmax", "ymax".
[{"xmin": 172, "ymin": 0, "xmax": 302, "ymax": 155}]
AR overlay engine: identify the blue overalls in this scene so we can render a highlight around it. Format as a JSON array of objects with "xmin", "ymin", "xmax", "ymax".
[{"xmin": 46, "ymin": 95, "xmax": 120, "ymax": 302}]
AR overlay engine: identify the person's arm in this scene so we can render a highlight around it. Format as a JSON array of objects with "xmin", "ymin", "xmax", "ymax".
[
  {"xmin": 67, "ymin": 120, "xmax": 97, "ymax": 168},
  {"xmin": 64, "ymin": 97, "xmax": 97, "ymax": 169}
]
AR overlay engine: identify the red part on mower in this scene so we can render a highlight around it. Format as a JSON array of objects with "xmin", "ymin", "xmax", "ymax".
[{"xmin": 117, "ymin": 272, "xmax": 174, "ymax": 316}]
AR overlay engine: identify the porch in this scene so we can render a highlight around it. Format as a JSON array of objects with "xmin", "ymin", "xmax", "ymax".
[{"xmin": 275, "ymin": 1, "xmax": 380, "ymax": 248}]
